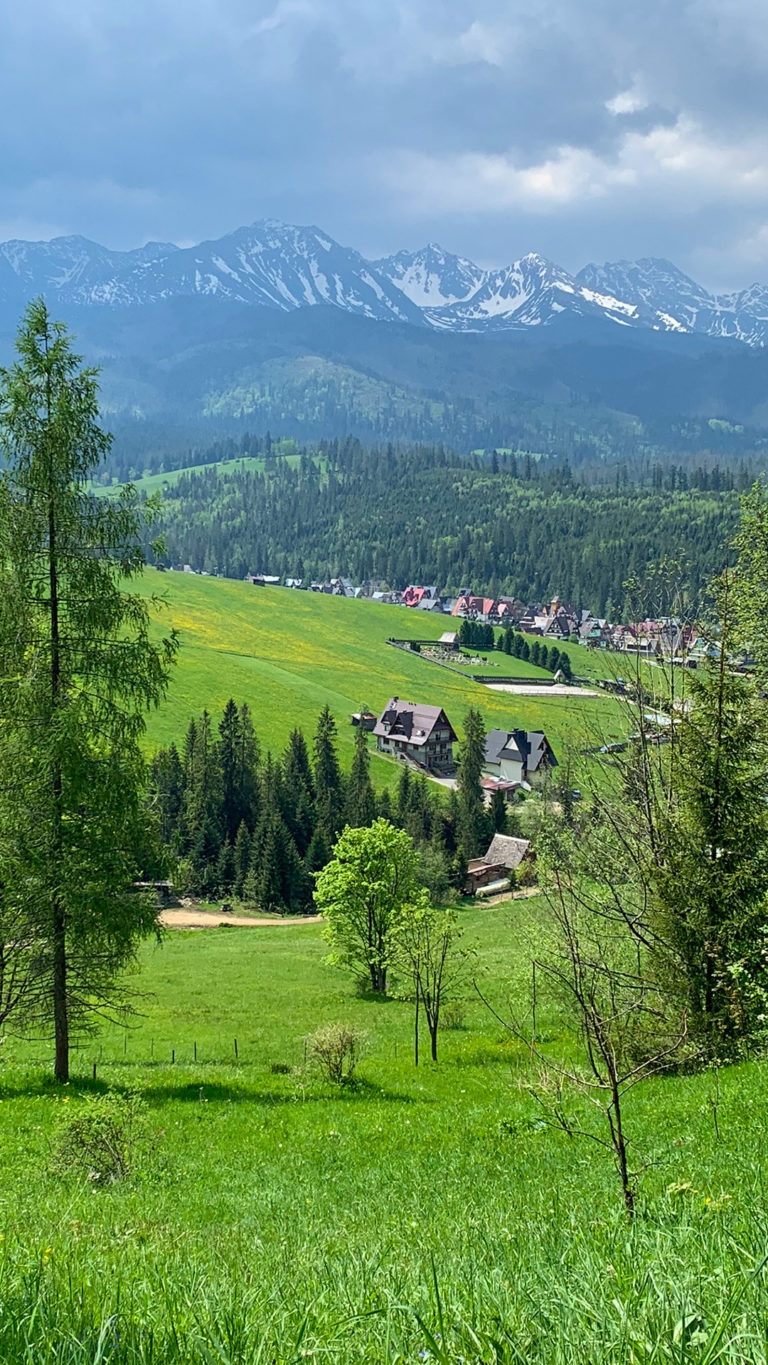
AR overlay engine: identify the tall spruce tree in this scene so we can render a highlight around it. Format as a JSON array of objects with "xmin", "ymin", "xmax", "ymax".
[
  {"xmin": 345, "ymin": 722, "xmax": 375, "ymax": 828},
  {"xmin": 457, "ymin": 707, "xmax": 490, "ymax": 858},
  {"xmin": 0, "ymin": 300, "xmax": 177, "ymax": 1080},
  {"xmin": 313, "ymin": 705, "xmax": 344, "ymax": 839}
]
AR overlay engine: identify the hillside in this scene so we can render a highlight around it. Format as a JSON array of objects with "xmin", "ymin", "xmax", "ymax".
[
  {"xmin": 138, "ymin": 569, "xmax": 624, "ymax": 772},
  {"xmin": 1, "ymin": 904, "xmax": 763, "ymax": 1360}
]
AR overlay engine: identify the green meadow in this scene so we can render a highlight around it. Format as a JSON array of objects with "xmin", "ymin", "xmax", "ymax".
[
  {"xmin": 1, "ymin": 904, "xmax": 766, "ymax": 1362},
  {"xmin": 137, "ymin": 569, "xmax": 626, "ymax": 777}
]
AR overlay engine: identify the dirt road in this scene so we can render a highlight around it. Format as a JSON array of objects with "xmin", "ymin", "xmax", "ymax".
[
  {"xmin": 483, "ymin": 682, "xmax": 598, "ymax": 697},
  {"xmin": 160, "ymin": 907, "xmax": 321, "ymax": 930}
]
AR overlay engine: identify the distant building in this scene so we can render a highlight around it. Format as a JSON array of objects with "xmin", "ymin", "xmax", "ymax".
[
  {"xmin": 350, "ymin": 711, "xmax": 377, "ymax": 731},
  {"xmin": 483, "ymin": 729, "xmax": 558, "ymax": 786},
  {"xmin": 373, "ymin": 698, "xmax": 457, "ymax": 772},
  {"xmin": 464, "ymin": 834, "xmax": 533, "ymax": 895},
  {"xmin": 438, "ymin": 630, "xmax": 459, "ymax": 650}
]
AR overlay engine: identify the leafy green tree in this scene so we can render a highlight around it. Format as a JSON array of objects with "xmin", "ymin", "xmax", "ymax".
[
  {"xmin": 558, "ymin": 651, "xmax": 573, "ymax": 681},
  {"xmin": 315, "ymin": 820, "xmax": 420, "ymax": 994},
  {"xmin": 0, "ymin": 300, "xmax": 177, "ymax": 1080}
]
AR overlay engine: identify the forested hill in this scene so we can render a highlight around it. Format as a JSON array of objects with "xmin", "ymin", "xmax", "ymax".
[{"xmin": 147, "ymin": 440, "xmax": 742, "ymax": 615}]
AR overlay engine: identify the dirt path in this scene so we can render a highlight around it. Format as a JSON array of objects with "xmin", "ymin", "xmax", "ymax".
[
  {"xmin": 161, "ymin": 908, "xmax": 321, "ymax": 930},
  {"xmin": 483, "ymin": 682, "xmax": 598, "ymax": 697}
]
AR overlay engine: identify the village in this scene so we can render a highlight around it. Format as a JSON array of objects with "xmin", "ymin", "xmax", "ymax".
[{"xmin": 166, "ymin": 562, "xmax": 715, "ymax": 665}]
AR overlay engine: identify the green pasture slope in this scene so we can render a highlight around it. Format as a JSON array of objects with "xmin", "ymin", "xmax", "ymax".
[
  {"xmin": 138, "ymin": 569, "xmax": 626, "ymax": 775},
  {"xmin": 1, "ymin": 904, "xmax": 766, "ymax": 1361}
]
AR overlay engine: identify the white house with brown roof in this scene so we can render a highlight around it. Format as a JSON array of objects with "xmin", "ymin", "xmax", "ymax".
[{"xmin": 373, "ymin": 699, "xmax": 457, "ymax": 772}]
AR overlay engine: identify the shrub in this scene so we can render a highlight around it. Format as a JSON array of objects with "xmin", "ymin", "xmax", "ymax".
[
  {"xmin": 440, "ymin": 999, "xmax": 468, "ymax": 1031},
  {"xmin": 269, "ymin": 1061, "xmax": 291, "ymax": 1075},
  {"xmin": 54, "ymin": 1090, "xmax": 149, "ymax": 1184},
  {"xmin": 306, "ymin": 1023, "xmax": 365, "ymax": 1084}
]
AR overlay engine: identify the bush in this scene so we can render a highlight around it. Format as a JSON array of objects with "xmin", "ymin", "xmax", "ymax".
[
  {"xmin": 306, "ymin": 1023, "xmax": 365, "ymax": 1084},
  {"xmin": 54, "ymin": 1090, "xmax": 149, "ymax": 1184},
  {"xmin": 269, "ymin": 1061, "xmax": 291, "ymax": 1075},
  {"xmin": 439, "ymin": 1000, "xmax": 468, "ymax": 1030}
]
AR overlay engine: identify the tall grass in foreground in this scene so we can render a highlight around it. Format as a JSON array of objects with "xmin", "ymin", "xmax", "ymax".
[
  {"xmin": 0, "ymin": 1177, "xmax": 767, "ymax": 1362},
  {"xmin": 1, "ymin": 919, "xmax": 767, "ymax": 1362}
]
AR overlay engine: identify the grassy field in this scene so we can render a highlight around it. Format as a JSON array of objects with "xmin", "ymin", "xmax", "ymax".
[
  {"xmin": 137, "ymin": 570, "xmax": 626, "ymax": 781},
  {"xmin": 0, "ymin": 903, "xmax": 766, "ymax": 1362}
]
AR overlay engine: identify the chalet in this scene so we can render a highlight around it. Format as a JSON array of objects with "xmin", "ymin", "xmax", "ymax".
[
  {"xmin": 402, "ymin": 585, "xmax": 438, "ymax": 608},
  {"xmin": 373, "ymin": 699, "xmax": 457, "ymax": 772},
  {"xmin": 451, "ymin": 594, "xmax": 514, "ymax": 624},
  {"xmin": 464, "ymin": 834, "xmax": 533, "ymax": 896},
  {"xmin": 483, "ymin": 729, "xmax": 558, "ymax": 786}
]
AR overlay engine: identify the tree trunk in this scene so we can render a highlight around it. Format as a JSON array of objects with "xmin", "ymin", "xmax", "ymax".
[
  {"xmin": 430, "ymin": 1022, "xmax": 438, "ymax": 1063},
  {"xmin": 53, "ymin": 896, "xmax": 69, "ymax": 1082},
  {"xmin": 414, "ymin": 989, "xmax": 419, "ymax": 1067}
]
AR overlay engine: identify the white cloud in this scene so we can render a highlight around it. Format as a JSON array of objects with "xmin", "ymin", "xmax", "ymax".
[{"xmin": 380, "ymin": 116, "xmax": 768, "ymax": 220}]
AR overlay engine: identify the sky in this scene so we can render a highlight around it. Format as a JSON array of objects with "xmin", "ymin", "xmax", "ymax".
[{"xmin": 1, "ymin": 0, "xmax": 767, "ymax": 289}]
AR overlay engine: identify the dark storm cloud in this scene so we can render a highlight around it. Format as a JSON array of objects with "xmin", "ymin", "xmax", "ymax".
[{"xmin": 0, "ymin": 0, "xmax": 767, "ymax": 287}]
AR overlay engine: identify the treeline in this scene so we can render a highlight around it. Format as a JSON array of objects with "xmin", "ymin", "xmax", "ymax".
[
  {"xmin": 147, "ymin": 437, "xmax": 741, "ymax": 615},
  {"xmin": 150, "ymin": 700, "xmax": 514, "ymax": 913},
  {"xmin": 459, "ymin": 619, "xmax": 574, "ymax": 676}
]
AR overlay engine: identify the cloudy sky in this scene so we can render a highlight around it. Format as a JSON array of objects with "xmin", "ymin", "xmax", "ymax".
[{"xmin": 0, "ymin": 0, "xmax": 766, "ymax": 288}]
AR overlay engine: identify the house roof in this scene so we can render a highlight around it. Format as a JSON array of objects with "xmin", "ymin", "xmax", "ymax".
[
  {"xmin": 483, "ymin": 834, "xmax": 532, "ymax": 870},
  {"xmin": 485, "ymin": 728, "xmax": 557, "ymax": 772},
  {"xmin": 373, "ymin": 699, "xmax": 457, "ymax": 747},
  {"xmin": 512, "ymin": 729, "xmax": 558, "ymax": 772},
  {"xmin": 484, "ymin": 728, "xmax": 524, "ymax": 766},
  {"xmin": 439, "ymin": 631, "xmax": 458, "ymax": 644}
]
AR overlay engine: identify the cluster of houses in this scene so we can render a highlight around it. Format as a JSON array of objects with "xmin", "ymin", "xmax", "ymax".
[
  {"xmin": 369, "ymin": 697, "xmax": 557, "ymax": 791},
  {"xmin": 366, "ymin": 697, "xmax": 555, "ymax": 895}
]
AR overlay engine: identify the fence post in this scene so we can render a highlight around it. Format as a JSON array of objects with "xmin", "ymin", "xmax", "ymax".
[{"xmin": 234, "ymin": 1037, "xmax": 238, "ymax": 1061}]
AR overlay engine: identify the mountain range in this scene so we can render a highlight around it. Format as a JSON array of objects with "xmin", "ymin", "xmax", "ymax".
[
  {"xmin": 2, "ymin": 219, "xmax": 768, "ymax": 346},
  {"xmin": 3, "ymin": 219, "xmax": 768, "ymax": 465}
]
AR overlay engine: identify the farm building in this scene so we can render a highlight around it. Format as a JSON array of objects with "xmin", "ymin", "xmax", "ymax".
[
  {"xmin": 464, "ymin": 834, "xmax": 533, "ymax": 896},
  {"xmin": 373, "ymin": 698, "xmax": 457, "ymax": 773}
]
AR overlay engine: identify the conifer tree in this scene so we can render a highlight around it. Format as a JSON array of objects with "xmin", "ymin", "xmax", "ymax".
[
  {"xmin": 345, "ymin": 722, "xmax": 375, "ymax": 828},
  {"xmin": 151, "ymin": 743, "xmax": 184, "ymax": 847},
  {"xmin": 489, "ymin": 788, "xmax": 508, "ymax": 834},
  {"xmin": 457, "ymin": 707, "xmax": 490, "ymax": 858},
  {"xmin": 0, "ymin": 300, "xmax": 177, "ymax": 1080},
  {"xmin": 233, "ymin": 820, "xmax": 252, "ymax": 898},
  {"xmin": 313, "ymin": 705, "xmax": 344, "ymax": 839}
]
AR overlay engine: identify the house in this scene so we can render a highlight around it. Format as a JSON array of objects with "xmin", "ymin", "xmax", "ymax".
[
  {"xmin": 483, "ymin": 729, "xmax": 558, "ymax": 786},
  {"xmin": 438, "ymin": 630, "xmax": 459, "ymax": 650},
  {"xmin": 373, "ymin": 699, "xmax": 457, "ymax": 772},
  {"xmin": 402, "ymin": 585, "xmax": 438, "ymax": 608},
  {"xmin": 464, "ymin": 834, "xmax": 533, "ymax": 895}
]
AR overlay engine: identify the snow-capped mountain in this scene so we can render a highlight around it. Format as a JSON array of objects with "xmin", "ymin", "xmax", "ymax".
[
  {"xmin": 576, "ymin": 258, "xmax": 768, "ymax": 346},
  {"xmin": 2, "ymin": 218, "xmax": 768, "ymax": 347},
  {"xmin": 373, "ymin": 243, "xmax": 484, "ymax": 307},
  {"xmin": 0, "ymin": 222, "xmax": 424, "ymax": 325},
  {"xmin": 424, "ymin": 252, "xmax": 638, "ymax": 331}
]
